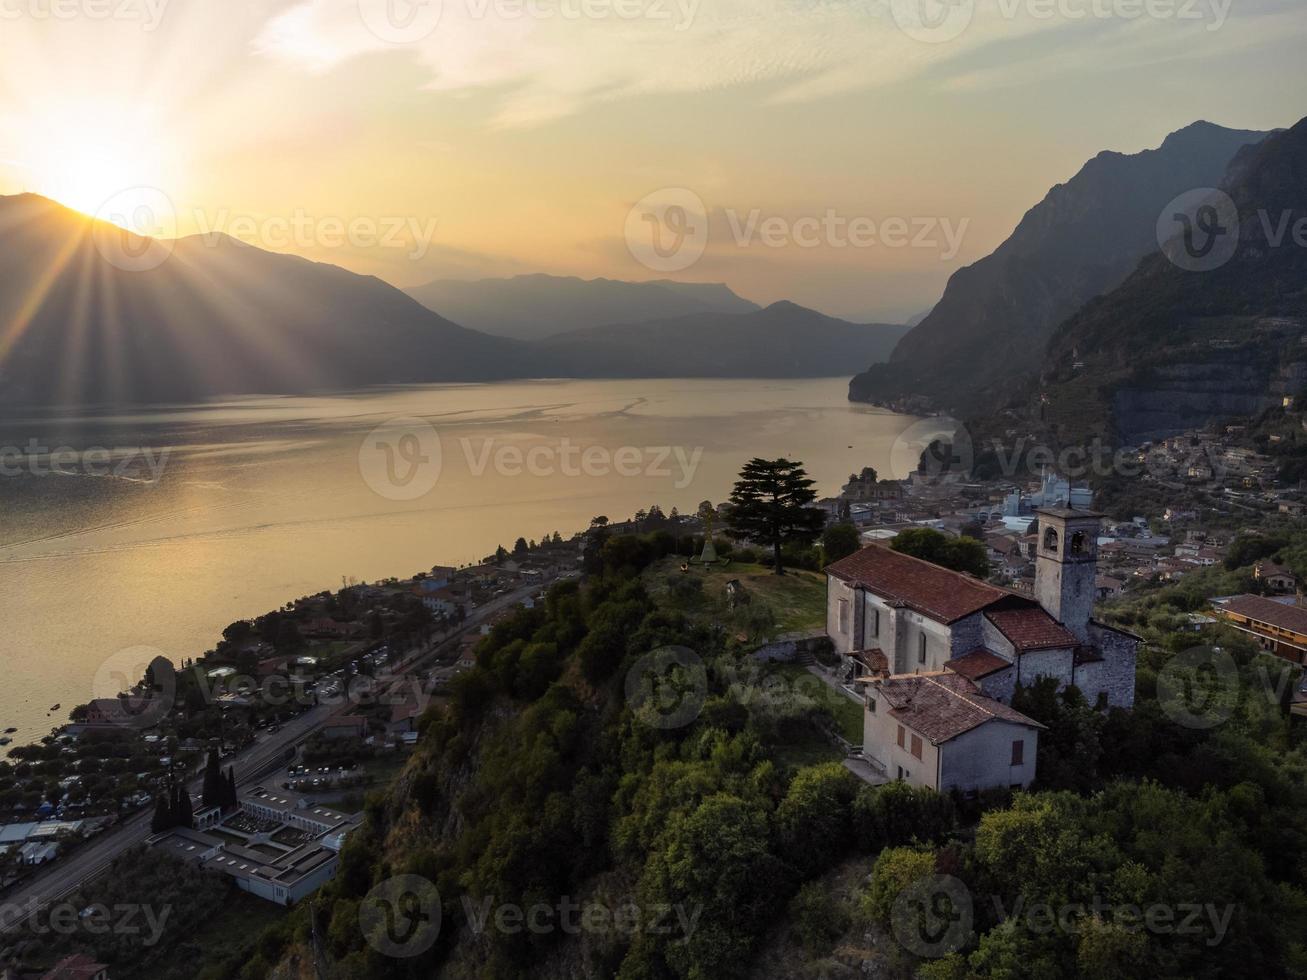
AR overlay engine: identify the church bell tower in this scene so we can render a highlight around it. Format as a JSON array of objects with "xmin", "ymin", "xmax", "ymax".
[{"xmin": 1034, "ymin": 507, "xmax": 1102, "ymax": 644}]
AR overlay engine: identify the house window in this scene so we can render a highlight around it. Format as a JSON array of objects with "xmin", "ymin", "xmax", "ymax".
[
  {"xmin": 910, "ymin": 734, "xmax": 923, "ymax": 760},
  {"xmin": 897, "ymin": 725, "xmax": 905, "ymax": 748},
  {"xmin": 918, "ymin": 634, "xmax": 927, "ymax": 665},
  {"xmin": 868, "ymin": 695, "xmax": 876, "ymax": 714},
  {"xmin": 838, "ymin": 598, "xmax": 849, "ymax": 634},
  {"xmin": 1011, "ymin": 740, "xmax": 1024, "ymax": 766},
  {"xmin": 871, "ymin": 608, "xmax": 880, "ymax": 636}
]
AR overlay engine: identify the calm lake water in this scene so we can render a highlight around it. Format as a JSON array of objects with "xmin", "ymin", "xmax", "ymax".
[{"xmin": 0, "ymin": 378, "xmax": 913, "ymax": 745}]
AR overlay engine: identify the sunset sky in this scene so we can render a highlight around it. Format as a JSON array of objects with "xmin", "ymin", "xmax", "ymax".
[{"xmin": 2, "ymin": 0, "xmax": 1304, "ymax": 321}]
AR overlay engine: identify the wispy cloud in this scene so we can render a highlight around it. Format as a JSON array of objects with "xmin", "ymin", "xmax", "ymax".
[{"xmin": 252, "ymin": 0, "xmax": 1297, "ymax": 126}]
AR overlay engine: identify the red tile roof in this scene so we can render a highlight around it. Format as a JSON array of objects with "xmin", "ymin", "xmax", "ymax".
[
  {"xmin": 985, "ymin": 607, "xmax": 1078, "ymax": 651},
  {"xmin": 1217, "ymin": 594, "xmax": 1307, "ymax": 637},
  {"xmin": 825, "ymin": 544, "xmax": 1012, "ymax": 624},
  {"xmin": 946, "ymin": 649, "xmax": 1012, "ymax": 680},
  {"xmin": 850, "ymin": 648, "xmax": 889, "ymax": 675},
  {"xmin": 874, "ymin": 672, "xmax": 1043, "ymax": 744},
  {"xmin": 42, "ymin": 955, "xmax": 108, "ymax": 980}
]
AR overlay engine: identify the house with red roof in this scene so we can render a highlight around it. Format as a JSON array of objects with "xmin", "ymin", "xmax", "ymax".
[
  {"xmin": 826, "ymin": 507, "xmax": 1139, "ymax": 792},
  {"xmin": 865, "ymin": 671, "xmax": 1044, "ymax": 792}
]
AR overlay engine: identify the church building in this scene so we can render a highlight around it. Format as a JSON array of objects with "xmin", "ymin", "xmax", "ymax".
[{"xmin": 825, "ymin": 507, "xmax": 1138, "ymax": 794}]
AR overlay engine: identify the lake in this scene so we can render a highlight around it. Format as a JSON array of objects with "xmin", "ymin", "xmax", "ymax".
[{"xmin": 0, "ymin": 378, "xmax": 914, "ymax": 745}]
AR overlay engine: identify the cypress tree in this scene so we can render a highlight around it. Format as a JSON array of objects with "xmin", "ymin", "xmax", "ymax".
[
  {"xmin": 151, "ymin": 794, "xmax": 172, "ymax": 833},
  {"xmin": 201, "ymin": 749, "xmax": 223, "ymax": 808},
  {"xmin": 225, "ymin": 767, "xmax": 238, "ymax": 808},
  {"xmin": 175, "ymin": 787, "xmax": 194, "ymax": 829}
]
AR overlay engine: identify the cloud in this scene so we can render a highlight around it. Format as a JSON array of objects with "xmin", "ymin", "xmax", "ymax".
[
  {"xmin": 251, "ymin": 0, "xmax": 947, "ymax": 125},
  {"xmin": 253, "ymin": 0, "xmax": 1301, "ymax": 126}
]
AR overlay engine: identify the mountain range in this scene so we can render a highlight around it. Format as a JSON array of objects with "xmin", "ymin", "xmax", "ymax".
[
  {"xmin": 0, "ymin": 194, "xmax": 525, "ymax": 406},
  {"xmin": 1038, "ymin": 115, "xmax": 1307, "ymax": 445},
  {"xmin": 406, "ymin": 274, "xmax": 759, "ymax": 341},
  {"xmin": 848, "ymin": 121, "xmax": 1271, "ymax": 416},
  {"xmin": 0, "ymin": 195, "xmax": 904, "ymax": 406},
  {"xmin": 538, "ymin": 302, "xmax": 910, "ymax": 378}
]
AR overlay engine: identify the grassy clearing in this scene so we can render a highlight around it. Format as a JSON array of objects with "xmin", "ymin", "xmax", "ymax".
[
  {"xmin": 644, "ymin": 557, "xmax": 827, "ymax": 641},
  {"xmin": 771, "ymin": 663, "xmax": 864, "ymax": 743}
]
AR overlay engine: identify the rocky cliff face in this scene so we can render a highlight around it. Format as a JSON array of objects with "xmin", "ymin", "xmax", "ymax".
[
  {"xmin": 848, "ymin": 121, "xmax": 1268, "ymax": 414},
  {"xmin": 1039, "ymin": 116, "xmax": 1307, "ymax": 446}
]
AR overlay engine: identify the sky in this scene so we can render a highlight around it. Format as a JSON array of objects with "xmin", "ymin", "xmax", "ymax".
[{"xmin": 0, "ymin": 0, "xmax": 1304, "ymax": 322}]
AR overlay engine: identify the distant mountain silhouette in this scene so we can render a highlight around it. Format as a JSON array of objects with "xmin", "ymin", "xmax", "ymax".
[
  {"xmin": 0, "ymin": 196, "xmax": 895, "ymax": 405},
  {"xmin": 849, "ymin": 121, "xmax": 1270, "ymax": 413},
  {"xmin": 1038, "ymin": 114, "xmax": 1307, "ymax": 445},
  {"xmin": 407, "ymin": 274, "xmax": 759, "ymax": 341},
  {"xmin": 535, "ymin": 301, "xmax": 911, "ymax": 378},
  {"xmin": 0, "ymin": 194, "xmax": 527, "ymax": 406}
]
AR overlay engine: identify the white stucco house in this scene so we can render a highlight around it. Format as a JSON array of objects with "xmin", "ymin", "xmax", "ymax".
[{"xmin": 826, "ymin": 507, "xmax": 1138, "ymax": 794}]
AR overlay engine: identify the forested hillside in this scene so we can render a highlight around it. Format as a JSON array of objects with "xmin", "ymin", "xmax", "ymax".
[{"xmin": 211, "ymin": 531, "xmax": 1307, "ymax": 979}]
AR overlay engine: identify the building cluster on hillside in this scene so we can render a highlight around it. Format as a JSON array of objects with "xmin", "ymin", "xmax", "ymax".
[
  {"xmin": 150, "ymin": 786, "xmax": 359, "ymax": 906},
  {"xmin": 825, "ymin": 507, "xmax": 1140, "ymax": 796}
]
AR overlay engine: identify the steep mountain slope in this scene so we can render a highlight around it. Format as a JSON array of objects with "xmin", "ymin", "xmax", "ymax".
[
  {"xmin": 1039, "ymin": 115, "xmax": 1307, "ymax": 446},
  {"xmin": 407, "ymin": 273, "xmax": 759, "ymax": 341},
  {"xmin": 848, "ymin": 121, "xmax": 1269, "ymax": 413},
  {"xmin": 0, "ymin": 194, "xmax": 527, "ymax": 406},
  {"xmin": 534, "ymin": 302, "xmax": 911, "ymax": 378}
]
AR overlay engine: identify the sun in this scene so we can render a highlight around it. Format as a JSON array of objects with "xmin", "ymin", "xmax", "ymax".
[{"xmin": 15, "ymin": 100, "xmax": 177, "ymax": 230}]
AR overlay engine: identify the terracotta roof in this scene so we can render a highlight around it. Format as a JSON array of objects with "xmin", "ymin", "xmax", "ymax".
[
  {"xmin": 1254, "ymin": 559, "xmax": 1295, "ymax": 578},
  {"xmin": 946, "ymin": 649, "xmax": 1012, "ymax": 680},
  {"xmin": 825, "ymin": 544, "xmax": 1012, "ymax": 623},
  {"xmin": 986, "ymin": 607, "xmax": 1078, "ymax": 651},
  {"xmin": 1035, "ymin": 506, "xmax": 1104, "ymax": 520},
  {"xmin": 42, "ymin": 954, "xmax": 108, "ymax": 980},
  {"xmin": 1217, "ymin": 595, "xmax": 1307, "ymax": 637},
  {"xmin": 850, "ymin": 648, "xmax": 889, "ymax": 674},
  {"xmin": 986, "ymin": 534, "xmax": 1020, "ymax": 555},
  {"xmin": 873, "ymin": 672, "xmax": 1043, "ymax": 744}
]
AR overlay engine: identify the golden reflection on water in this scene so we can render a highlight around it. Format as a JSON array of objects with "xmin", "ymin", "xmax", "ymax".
[{"xmin": 0, "ymin": 378, "xmax": 910, "ymax": 743}]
